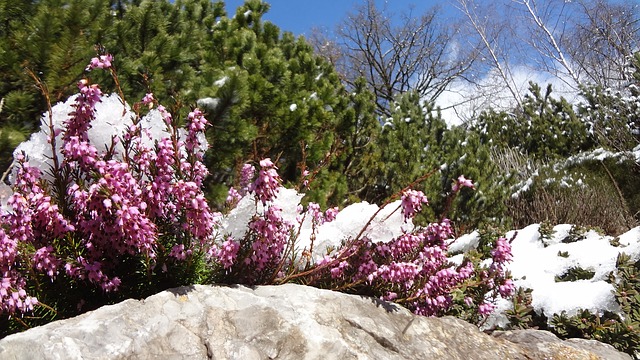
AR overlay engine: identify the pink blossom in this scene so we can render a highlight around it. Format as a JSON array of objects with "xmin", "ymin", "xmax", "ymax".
[
  {"xmin": 250, "ymin": 158, "xmax": 281, "ymax": 204},
  {"xmin": 247, "ymin": 205, "xmax": 293, "ymax": 271},
  {"xmin": 324, "ymin": 207, "xmax": 339, "ymax": 223},
  {"xmin": 452, "ymin": 175, "xmax": 475, "ymax": 192},
  {"xmin": 33, "ymin": 246, "xmax": 59, "ymax": 278},
  {"xmin": 86, "ymin": 54, "xmax": 113, "ymax": 71},
  {"xmin": 142, "ymin": 93, "xmax": 155, "ymax": 107},
  {"xmin": 214, "ymin": 237, "xmax": 240, "ymax": 269},
  {"xmin": 226, "ymin": 187, "xmax": 242, "ymax": 204},
  {"xmin": 239, "ymin": 163, "xmax": 255, "ymax": 193},
  {"xmin": 499, "ymin": 278, "xmax": 515, "ymax": 297},
  {"xmin": 478, "ymin": 302, "xmax": 495, "ymax": 315},
  {"xmin": 400, "ymin": 189, "xmax": 428, "ymax": 221},
  {"xmin": 157, "ymin": 105, "xmax": 173, "ymax": 125},
  {"xmin": 491, "ymin": 237, "xmax": 513, "ymax": 265},
  {"xmin": 170, "ymin": 244, "xmax": 192, "ymax": 260},
  {"xmin": 307, "ymin": 202, "xmax": 324, "ymax": 224}
]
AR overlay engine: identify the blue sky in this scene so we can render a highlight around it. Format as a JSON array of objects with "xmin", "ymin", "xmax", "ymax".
[{"xmin": 223, "ymin": 0, "xmax": 457, "ymax": 37}]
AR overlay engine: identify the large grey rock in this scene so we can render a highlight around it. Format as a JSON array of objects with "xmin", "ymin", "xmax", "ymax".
[{"xmin": 0, "ymin": 284, "xmax": 631, "ymax": 360}]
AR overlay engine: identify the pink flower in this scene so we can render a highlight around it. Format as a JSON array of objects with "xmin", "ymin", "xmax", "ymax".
[
  {"xmin": 33, "ymin": 246, "xmax": 59, "ymax": 278},
  {"xmin": 86, "ymin": 54, "xmax": 113, "ymax": 71},
  {"xmin": 170, "ymin": 244, "xmax": 192, "ymax": 261},
  {"xmin": 491, "ymin": 237, "xmax": 513, "ymax": 265},
  {"xmin": 142, "ymin": 93, "xmax": 155, "ymax": 107},
  {"xmin": 226, "ymin": 187, "xmax": 242, "ymax": 204},
  {"xmin": 452, "ymin": 175, "xmax": 475, "ymax": 192},
  {"xmin": 307, "ymin": 202, "xmax": 324, "ymax": 224},
  {"xmin": 157, "ymin": 105, "xmax": 173, "ymax": 125},
  {"xmin": 400, "ymin": 189, "xmax": 428, "ymax": 221},
  {"xmin": 499, "ymin": 279, "xmax": 515, "ymax": 297},
  {"xmin": 239, "ymin": 164, "xmax": 255, "ymax": 193},
  {"xmin": 324, "ymin": 207, "xmax": 339, "ymax": 223},
  {"xmin": 247, "ymin": 205, "xmax": 293, "ymax": 271},
  {"xmin": 250, "ymin": 158, "xmax": 281, "ymax": 204},
  {"xmin": 478, "ymin": 302, "xmax": 495, "ymax": 315},
  {"xmin": 214, "ymin": 237, "xmax": 240, "ymax": 269}
]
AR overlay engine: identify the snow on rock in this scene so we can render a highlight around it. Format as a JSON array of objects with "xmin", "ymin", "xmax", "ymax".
[
  {"xmin": 10, "ymin": 93, "xmax": 209, "ymax": 187},
  {"xmin": 448, "ymin": 230, "xmax": 480, "ymax": 254},
  {"xmin": 0, "ymin": 183, "xmax": 11, "ymax": 212},
  {"xmin": 221, "ymin": 188, "xmax": 304, "ymax": 243},
  {"xmin": 197, "ymin": 97, "xmax": 220, "ymax": 110},
  {"xmin": 221, "ymin": 188, "xmax": 412, "ymax": 260},
  {"xmin": 13, "ymin": 94, "xmax": 134, "ymax": 182},
  {"xmin": 297, "ymin": 199, "xmax": 410, "ymax": 259}
]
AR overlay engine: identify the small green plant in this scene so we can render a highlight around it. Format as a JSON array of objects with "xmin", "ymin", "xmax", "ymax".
[
  {"xmin": 561, "ymin": 225, "xmax": 589, "ymax": 243},
  {"xmin": 538, "ymin": 221, "xmax": 555, "ymax": 246},
  {"xmin": 504, "ymin": 287, "xmax": 535, "ymax": 329},
  {"xmin": 554, "ymin": 267, "xmax": 596, "ymax": 282},
  {"xmin": 557, "ymin": 251, "xmax": 570, "ymax": 258}
]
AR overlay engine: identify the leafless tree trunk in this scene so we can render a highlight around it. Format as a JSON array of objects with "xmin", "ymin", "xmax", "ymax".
[
  {"xmin": 516, "ymin": 0, "xmax": 581, "ymax": 88},
  {"xmin": 456, "ymin": 0, "xmax": 525, "ymax": 109}
]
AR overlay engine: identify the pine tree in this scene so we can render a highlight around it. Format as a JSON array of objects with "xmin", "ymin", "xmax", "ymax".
[
  {"xmin": 472, "ymin": 83, "xmax": 595, "ymax": 160},
  {"xmin": 0, "ymin": 0, "xmax": 115, "ymax": 172},
  {"xmin": 365, "ymin": 91, "xmax": 508, "ymax": 230}
]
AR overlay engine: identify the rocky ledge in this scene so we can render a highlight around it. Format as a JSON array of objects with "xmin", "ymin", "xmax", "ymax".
[{"xmin": 0, "ymin": 284, "xmax": 631, "ymax": 360}]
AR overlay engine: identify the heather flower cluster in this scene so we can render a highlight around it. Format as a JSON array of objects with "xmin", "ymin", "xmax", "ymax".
[
  {"xmin": 306, "ymin": 215, "xmax": 514, "ymax": 317},
  {"xmin": 250, "ymin": 158, "xmax": 281, "ymax": 205},
  {"xmin": 400, "ymin": 189, "xmax": 429, "ymax": 222},
  {"xmin": 0, "ymin": 56, "xmax": 221, "ymax": 317}
]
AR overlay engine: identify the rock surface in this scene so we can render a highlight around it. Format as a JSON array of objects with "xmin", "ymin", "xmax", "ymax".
[{"xmin": 0, "ymin": 284, "xmax": 631, "ymax": 360}]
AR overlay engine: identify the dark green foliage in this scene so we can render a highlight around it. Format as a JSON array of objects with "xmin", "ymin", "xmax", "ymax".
[
  {"xmin": 537, "ymin": 221, "xmax": 555, "ymax": 246},
  {"xmin": 473, "ymin": 83, "xmax": 595, "ymax": 160},
  {"xmin": 554, "ymin": 266, "xmax": 596, "ymax": 282},
  {"xmin": 560, "ymin": 225, "xmax": 592, "ymax": 244},
  {"xmin": 317, "ymin": 77, "xmax": 380, "ymax": 206},
  {"xmin": 504, "ymin": 287, "xmax": 537, "ymax": 329},
  {"xmin": 0, "ymin": 0, "xmax": 115, "ymax": 172},
  {"xmin": 0, "ymin": 0, "xmax": 364, "ymax": 209},
  {"xmin": 363, "ymin": 91, "xmax": 510, "ymax": 231}
]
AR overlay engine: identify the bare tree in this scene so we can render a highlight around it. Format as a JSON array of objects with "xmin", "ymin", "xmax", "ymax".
[
  {"xmin": 456, "ymin": 0, "xmax": 525, "ymax": 109},
  {"xmin": 516, "ymin": 0, "xmax": 581, "ymax": 87},
  {"xmin": 564, "ymin": 0, "xmax": 640, "ymax": 89},
  {"xmin": 312, "ymin": 0, "xmax": 477, "ymax": 116},
  {"xmin": 456, "ymin": 0, "xmax": 640, "ymax": 113}
]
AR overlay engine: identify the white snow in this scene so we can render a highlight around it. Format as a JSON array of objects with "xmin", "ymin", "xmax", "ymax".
[
  {"xmin": 289, "ymin": 104, "xmax": 297, "ymax": 111},
  {"xmin": 221, "ymin": 188, "xmax": 411, "ymax": 261},
  {"xmin": 13, "ymin": 94, "xmax": 135, "ymax": 182},
  {"xmin": 485, "ymin": 223, "xmax": 640, "ymax": 329},
  {"xmin": 213, "ymin": 76, "xmax": 229, "ymax": 87},
  {"xmin": 11, "ymin": 93, "xmax": 206, "ymax": 185},
  {"xmin": 197, "ymin": 97, "xmax": 220, "ymax": 110}
]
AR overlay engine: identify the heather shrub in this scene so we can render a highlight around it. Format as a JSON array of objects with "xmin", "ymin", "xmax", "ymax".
[{"xmin": 0, "ymin": 57, "xmax": 514, "ymax": 335}]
